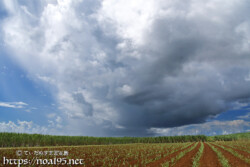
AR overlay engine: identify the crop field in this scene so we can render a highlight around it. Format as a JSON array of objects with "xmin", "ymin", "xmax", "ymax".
[{"xmin": 0, "ymin": 141, "xmax": 249, "ymax": 167}]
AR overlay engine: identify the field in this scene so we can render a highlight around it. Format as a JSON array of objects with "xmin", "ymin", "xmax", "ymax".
[{"xmin": 0, "ymin": 140, "xmax": 249, "ymax": 167}]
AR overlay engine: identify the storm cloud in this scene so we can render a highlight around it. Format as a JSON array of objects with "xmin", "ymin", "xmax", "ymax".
[{"xmin": 1, "ymin": 0, "xmax": 250, "ymax": 136}]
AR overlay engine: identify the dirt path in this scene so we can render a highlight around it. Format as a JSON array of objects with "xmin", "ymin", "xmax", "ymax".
[
  {"xmin": 146, "ymin": 143, "xmax": 196, "ymax": 167},
  {"xmin": 174, "ymin": 142, "xmax": 201, "ymax": 167},
  {"xmin": 211, "ymin": 143, "xmax": 249, "ymax": 167},
  {"xmin": 199, "ymin": 143, "xmax": 222, "ymax": 167}
]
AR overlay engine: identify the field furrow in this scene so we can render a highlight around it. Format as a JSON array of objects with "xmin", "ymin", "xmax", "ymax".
[
  {"xmin": 146, "ymin": 143, "xmax": 196, "ymax": 167},
  {"xmin": 127, "ymin": 144, "xmax": 185, "ymax": 166},
  {"xmin": 173, "ymin": 142, "xmax": 201, "ymax": 167},
  {"xmin": 199, "ymin": 142, "xmax": 222, "ymax": 167},
  {"xmin": 212, "ymin": 143, "xmax": 250, "ymax": 165},
  {"xmin": 0, "ymin": 140, "xmax": 249, "ymax": 167},
  {"xmin": 192, "ymin": 142, "xmax": 204, "ymax": 167},
  {"xmin": 218, "ymin": 143, "xmax": 250, "ymax": 158},
  {"xmin": 211, "ymin": 143, "xmax": 249, "ymax": 167}
]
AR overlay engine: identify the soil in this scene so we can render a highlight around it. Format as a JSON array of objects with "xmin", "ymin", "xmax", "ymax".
[
  {"xmin": 128, "ymin": 145, "xmax": 183, "ymax": 166},
  {"xmin": 219, "ymin": 143, "xmax": 250, "ymax": 159},
  {"xmin": 211, "ymin": 143, "xmax": 250, "ymax": 167},
  {"xmin": 0, "ymin": 142, "xmax": 249, "ymax": 167},
  {"xmin": 199, "ymin": 142, "xmax": 222, "ymax": 167},
  {"xmin": 174, "ymin": 142, "xmax": 201, "ymax": 167},
  {"xmin": 146, "ymin": 143, "xmax": 196, "ymax": 167}
]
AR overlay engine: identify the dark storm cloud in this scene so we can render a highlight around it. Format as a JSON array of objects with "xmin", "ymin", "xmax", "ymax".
[
  {"xmin": 2, "ymin": 0, "xmax": 250, "ymax": 136},
  {"xmin": 73, "ymin": 93, "xmax": 93, "ymax": 117},
  {"xmin": 102, "ymin": 0, "xmax": 250, "ymax": 136}
]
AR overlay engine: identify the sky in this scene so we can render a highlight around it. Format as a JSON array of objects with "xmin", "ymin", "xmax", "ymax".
[{"xmin": 0, "ymin": 0, "xmax": 249, "ymax": 137}]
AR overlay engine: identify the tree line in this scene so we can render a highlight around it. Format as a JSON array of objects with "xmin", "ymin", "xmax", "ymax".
[
  {"xmin": 0, "ymin": 132, "xmax": 208, "ymax": 147},
  {"xmin": 1, "ymin": 132, "xmax": 246, "ymax": 147}
]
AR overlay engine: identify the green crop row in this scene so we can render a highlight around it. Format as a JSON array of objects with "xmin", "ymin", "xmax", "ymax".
[
  {"xmin": 161, "ymin": 142, "xmax": 198, "ymax": 167},
  {"xmin": 192, "ymin": 142, "xmax": 204, "ymax": 167},
  {"xmin": 207, "ymin": 143, "xmax": 230, "ymax": 167},
  {"xmin": 213, "ymin": 143, "xmax": 250, "ymax": 164}
]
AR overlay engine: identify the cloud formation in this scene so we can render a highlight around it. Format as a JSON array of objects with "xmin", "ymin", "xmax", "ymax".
[
  {"xmin": 0, "ymin": 101, "xmax": 27, "ymax": 109},
  {"xmin": 1, "ymin": 0, "xmax": 250, "ymax": 136},
  {"xmin": 0, "ymin": 120, "xmax": 48, "ymax": 134},
  {"xmin": 149, "ymin": 119, "xmax": 250, "ymax": 136}
]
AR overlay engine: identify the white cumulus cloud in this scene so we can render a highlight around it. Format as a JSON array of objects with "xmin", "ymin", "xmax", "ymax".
[
  {"xmin": 0, "ymin": 120, "xmax": 48, "ymax": 134},
  {"xmin": 0, "ymin": 101, "xmax": 28, "ymax": 109}
]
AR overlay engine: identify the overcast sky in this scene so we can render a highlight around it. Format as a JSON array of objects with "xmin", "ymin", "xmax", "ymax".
[{"xmin": 0, "ymin": 0, "xmax": 249, "ymax": 136}]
